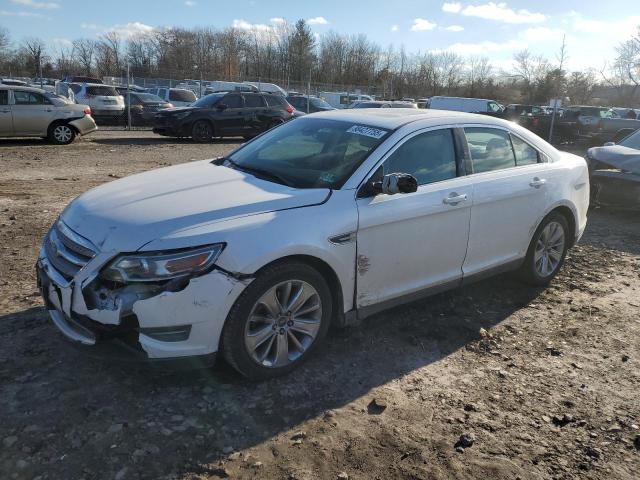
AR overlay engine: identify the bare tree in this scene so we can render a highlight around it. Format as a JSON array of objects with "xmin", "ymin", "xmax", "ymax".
[
  {"xmin": 513, "ymin": 49, "xmax": 550, "ymax": 102},
  {"xmin": 73, "ymin": 39, "xmax": 97, "ymax": 75}
]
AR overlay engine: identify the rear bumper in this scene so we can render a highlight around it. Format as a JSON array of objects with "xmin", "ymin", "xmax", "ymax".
[{"xmin": 69, "ymin": 115, "xmax": 98, "ymax": 136}]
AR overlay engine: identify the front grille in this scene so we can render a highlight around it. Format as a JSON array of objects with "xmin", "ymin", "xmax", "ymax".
[{"xmin": 44, "ymin": 222, "xmax": 97, "ymax": 280}]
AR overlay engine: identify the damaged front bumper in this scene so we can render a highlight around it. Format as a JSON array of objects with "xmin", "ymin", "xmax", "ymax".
[{"xmin": 36, "ymin": 226, "xmax": 251, "ymax": 363}]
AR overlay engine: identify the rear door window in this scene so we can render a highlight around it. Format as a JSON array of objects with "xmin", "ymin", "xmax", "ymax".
[
  {"xmin": 383, "ymin": 129, "xmax": 458, "ymax": 185},
  {"xmin": 510, "ymin": 135, "xmax": 540, "ymax": 166},
  {"xmin": 464, "ymin": 127, "xmax": 516, "ymax": 173},
  {"xmin": 13, "ymin": 91, "xmax": 48, "ymax": 105},
  {"xmin": 0, "ymin": 90, "xmax": 7, "ymax": 105},
  {"xmin": 244, "ymin": 94, "xmax": 266, "ymax": 108},
  {"xmin": 222, "ymin": 94, "xmax": 243, "ymax": 108}
]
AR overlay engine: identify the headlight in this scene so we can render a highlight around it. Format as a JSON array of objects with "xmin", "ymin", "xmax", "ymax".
[{"xmin": 101, "ymin": 244, "xmax": 225, "ymax": 282}]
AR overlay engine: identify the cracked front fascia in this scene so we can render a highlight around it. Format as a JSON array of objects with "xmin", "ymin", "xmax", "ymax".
[{"xmin": 132, "ymin": 270, "xmax": 251, "ymax": 357}]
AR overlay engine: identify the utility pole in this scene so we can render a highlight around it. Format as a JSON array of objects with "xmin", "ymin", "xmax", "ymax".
[
  {"xmin": 549, "ymin": 35, "xmax": 568, "ymax": 144},
  {"xmin": 126, "ymin": 62, "xmax": 131, "ymax": 131}
]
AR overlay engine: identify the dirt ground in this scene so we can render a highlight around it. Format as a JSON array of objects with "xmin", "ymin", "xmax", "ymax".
[{"xmin": 0, "ymin": 130, "xmax": 638, "ymax": 480}]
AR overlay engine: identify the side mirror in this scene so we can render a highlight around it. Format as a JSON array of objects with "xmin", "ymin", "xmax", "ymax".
[
  {"xmin": 603, "ymin": 141, "xmax": 615, "ymax": 146},
  {"xmin": 216, "ymin": 103, "xmax": 228, "ymax": 111},
  {"xmin": 372, "ymin": 173, "xmax": 418, "ymax": 195}
]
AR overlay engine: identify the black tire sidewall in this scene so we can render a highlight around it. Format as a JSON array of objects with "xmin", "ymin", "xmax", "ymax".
[
  {"xmin": 521, "ymin": 212, "xmax": 570, "ymax": 285},
  {"xmin": 221, "ymin": 262, "xmax": 333, "ymax": 380},
  {"xmin": 191, "ymin": 120, "xmax": 212, "ymax": 142}
]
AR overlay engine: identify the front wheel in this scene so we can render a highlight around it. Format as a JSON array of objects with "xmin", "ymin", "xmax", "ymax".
[
  {"xmin": 221, "ymin": 261, "xmax": 332, "ymax": 380},
  {"xmin": 519, "ymin": 212, "xmax": 570, "ymax": 286},
  {"xmin": 48, "ymin": 123, "xmax": 76, "ymax": 145},
  {"xmin": 191, "ymin": 120, "xmax": 213, "ymax": 143}
]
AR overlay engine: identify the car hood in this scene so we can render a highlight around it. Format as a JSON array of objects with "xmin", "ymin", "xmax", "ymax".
[
  {"xmin": 589, "ymin": 145, "xmax": 640, "ymax": 175},
  {"xmin": 60, "ymin": 160, "xmax": 330, "ymax": 252},
  {"xmin": 159, "ymin": 106, "xmax": 197, "ymax": 114}
]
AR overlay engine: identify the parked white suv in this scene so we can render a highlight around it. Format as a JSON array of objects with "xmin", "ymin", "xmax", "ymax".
[
  {"xmin": 68, "ymin": 83, "xmax": 124, "ymax": 120},
  {"xmin": 38, "ymin": 110, "xmax": 589, "ymax": 379},
  {"xmin": 146, "ymin": 87, "xmax": 196, "ymax": 107}
]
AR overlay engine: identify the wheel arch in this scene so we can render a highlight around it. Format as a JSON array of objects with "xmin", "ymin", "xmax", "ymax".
[
  {"xmin": 48, "ymin": 118, "xmax": 78, "ymax": 133},
  {"xmin": 535, "ymin": 202, "xmax": 578, "ymax": 248},
  {"xmin": 248, "ymin": 254, "xmax": 346, "ymax": 327}
]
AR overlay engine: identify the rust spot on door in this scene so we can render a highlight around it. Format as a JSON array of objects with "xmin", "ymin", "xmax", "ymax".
[{"xmin": 357, "ymin": 254, "xmax": 370, "ymax": 276}]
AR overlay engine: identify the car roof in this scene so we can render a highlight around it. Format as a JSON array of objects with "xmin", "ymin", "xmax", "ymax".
[
  {"xmin": 308, "ymin": 108, "xmax": 511, "ymax": 130},
  {"xmin": 0, "ymin": 84, "xmax": 47, "ymax": 93}
]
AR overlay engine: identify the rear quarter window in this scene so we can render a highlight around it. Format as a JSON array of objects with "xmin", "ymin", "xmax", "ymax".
[{"xmin": 265, "ymin": 95, "xmax": 286, "ymax": 107}]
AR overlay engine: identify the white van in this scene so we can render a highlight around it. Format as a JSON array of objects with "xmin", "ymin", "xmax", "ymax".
[
  {"xmin": 428, "ymin": 96, "xmax": 503, "ymax": 114},
  {"xmin": 319, "ymin": 92, "xmax": 374, "ymax": 109},
  {"xmin": 204, "ymin": 81, "xmax": 258, "ymax": 95},
  {"xmin": 243, "ymin": 81, "xmax": 287, "ymax": 96}
]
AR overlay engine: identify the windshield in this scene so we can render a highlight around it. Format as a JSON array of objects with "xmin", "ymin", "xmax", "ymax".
[
  {"xmin": 134, "ymin": 93, "xmax": 164, "ymax": 103},
  {"xmin": 619, "ymin": 129, "xmax": 640, "ymax": 150},
  {"xmin": 169, "ymin": 89, "xmax": 197, "ymax": 102},
  {"xmin": 86, "ymin": 86, "xmax": 119, "ymax": 96},
  {"xmin": 311, "ymin": 98, "xmax": 332, "ymax": 109},
  {"xmin": 192, "ymin": 93, "xmax": 225, "ymax": 108},
  {"xmin": 226, "ymin": 118, "xmax": 391, "ymax": 189}
]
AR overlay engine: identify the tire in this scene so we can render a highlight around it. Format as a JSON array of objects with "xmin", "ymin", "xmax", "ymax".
[
  {"xmin": 191, "ymin": 120, "xmax": 213, "ymax": 143},
  {"xmin": 221, "ymin": 261, "xmax": 333, "ymax": 380},
  {"xmin": 519, "ymin": 212, "xmax": 570, "ymax": 286},
  {"xmin": 48, "ymin": 123, "xmax": 76, "ymax": 145}
]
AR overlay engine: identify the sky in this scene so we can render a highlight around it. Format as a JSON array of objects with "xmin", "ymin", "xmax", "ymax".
[{"xmin": 1, "ymin": 0, "xmax": 639, "ymax": 72}]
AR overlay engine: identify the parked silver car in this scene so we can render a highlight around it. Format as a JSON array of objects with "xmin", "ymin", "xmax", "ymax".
[{"xmin": 0, "ymin": 85, "xmax": 97, "ymax": 144}]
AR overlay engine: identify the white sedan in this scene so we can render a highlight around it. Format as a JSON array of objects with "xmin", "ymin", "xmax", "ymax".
[{"xmin": 37, "ymin": 110, "xmax": 589, "ymax": 379}]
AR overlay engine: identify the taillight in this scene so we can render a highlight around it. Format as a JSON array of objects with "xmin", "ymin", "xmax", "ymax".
[
  {"xmin": 532, "ymin": 117, "xmax": 539, "ymax": 127},
  {"xmin": 83, "ymin": 106, "xmax": 92, "ymax": 115},
  {"xmin": 597, "ymin": 119, "xmax": 604, "ymax": 130},
  {"xmin": 285, "ymin": 103, "xmax": 294, "ymax": 114}
]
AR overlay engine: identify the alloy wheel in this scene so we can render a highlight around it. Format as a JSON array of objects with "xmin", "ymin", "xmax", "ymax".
[
  {"xmin": 534, "ymin": 221, "xmax": 565, "ymax": 277},
  {"xmin": 244, "ymin": 280, "xmax": 322, "ymax": 368}
]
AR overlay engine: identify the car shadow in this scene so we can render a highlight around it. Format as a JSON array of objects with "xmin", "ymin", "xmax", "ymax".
[
  {"xmin": 0, "ymin": 272, "xmax": 543, "ymax": 478},
  {"xmin": 0, "ymin": 138, "xmax": 49, "ymax": 147},
  {"xmin": 580, "ymin": 208, "xmax": 640, "ymax": 255},
  {"xmin": 90, "ymin": 137, "xmax": 245, "ymax": 146}
]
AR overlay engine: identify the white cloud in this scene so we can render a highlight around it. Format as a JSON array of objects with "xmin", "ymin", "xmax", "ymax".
[
  {"xmin": 80, "ymin": 22, "xmax": 100, "ymax": 30},
  {"xmin": 270, "ymin": 17, "xmax": 286, "ymax": 25},
  {"xmin": 10, "ymin": 0, "xmax": 59, "ymax": 9},
  {"xmin": 184, "ymin": 0, "xmax": 197, "ymax": 6},
  {"xmin": 461, "ymin": 2, "xmax": 545, "ymax": 24},
  {"xmin": 307, "ymin": 16, "xmax": 328, "ymax": 25},
  {"xmin": 52, "ymin": 37, "xmax": 73, "ymax": 48},
  {"xmin": 232, "ymin": 19, "xmax": 271, "ymax": 32},
  {"xmin": 442, "ymin": 2, "xmax": 462, "ymax": 13},
  {"xmin": 571, "ymin": 14, "xmax": 640, "ymax": 41},
  {"xmin": 519, "ymin": 26, "xmax": 565, "ymax": 43},
  {"xmin": 410, "ymin": 18, "xmax": 437, "ymax": 32},
  {"xmin": 445, "ymin": 25, "xmax": 464, "ymax": 32},
  {"xmin": 390, "ymin": 24, "xmax": 399, "ymax": 32},
  {"xmin": 106, "ymin": 22, "xmax": 155, "ymax": 39},
  {"xmin": 441, "ymin": 39, "xmax": 525, "ymax": 55},
  {"xmin": 0, "ymin": 9, "xmax": 43, "ymax": 17}
]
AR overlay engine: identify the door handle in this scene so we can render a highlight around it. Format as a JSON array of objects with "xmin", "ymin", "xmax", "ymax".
[
  {"xmin": 529, "ymin": 177, "xmax": 547, "ymax": 188},
  {"xmin": 443, "ymin": 193, "xmax": 468, "ymax": 205}
]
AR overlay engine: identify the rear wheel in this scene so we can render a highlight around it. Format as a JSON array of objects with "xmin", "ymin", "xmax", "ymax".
[
  {"xmin": 48, "ymin": 123, "xmax": 76, "ymax": 145},
  {"xmin": 519, "ymin": 212, "xmax": 569, "ymax": 286},
  {"xmin": 191, "ymin": 120, "xmax": 213, "ymax": 142},
  {"xmin": 222, "ymin": 261, "xmax": 332, "ymax": 380}
]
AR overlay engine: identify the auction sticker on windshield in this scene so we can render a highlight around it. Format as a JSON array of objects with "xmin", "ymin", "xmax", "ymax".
[{"xmin": 347, "ymin": 125, "xmax": 388, "ymax": 139}]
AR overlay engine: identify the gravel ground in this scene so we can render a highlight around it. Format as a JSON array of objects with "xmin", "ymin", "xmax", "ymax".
[{"xmin": 0, "ymin": 131, "xmax": 639, "ymax": 480}]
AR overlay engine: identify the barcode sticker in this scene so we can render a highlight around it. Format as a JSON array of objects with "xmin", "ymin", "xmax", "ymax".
[{"xmin": 346, "ymin": 125, "xmax": 387, "ymax": 139}]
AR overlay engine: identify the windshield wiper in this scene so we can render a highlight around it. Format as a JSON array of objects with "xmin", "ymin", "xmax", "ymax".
[{"xmin": 222, "ymin": 158, "xmax": 293, "ymax": 187}]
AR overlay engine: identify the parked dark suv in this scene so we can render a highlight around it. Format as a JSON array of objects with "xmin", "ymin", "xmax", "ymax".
[{"xmin": 153, "ymin": 92, "xmax": 295, "ymax": 141}]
